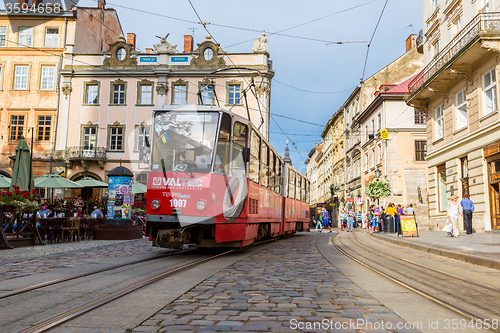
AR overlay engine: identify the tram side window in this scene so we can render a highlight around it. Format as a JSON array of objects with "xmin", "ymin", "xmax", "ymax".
[
  {"xmin": 306, "ymin": 180, "xmax": 310, "ymax": 203},
  {"xmin": 260, "ymin": 142, "xmax": 269, "ymax": 187},
  {"xmin": 269, "ymin": 151, "xmax": 276, "ymax": 192},
  {"xmin": 296, "ymin": 176, "xmax": 302, "ymax": 202},
  {"xmin": 249, "ymin": 130, "xmax": 260, "ymax": 183},
  {"xmin": 276, "ymin": 159, "xmax": 282, "ymax": 194},
  {"xmin": 215, "ymin": 113, "xmax": 231, "ymax": 175},
  {"xmin": 302, "ymin": 177, "xmax": 306, "ymax": 202},
  {"xmin": 288, "ymin": 170, "xmax": 296, "ymax": 199},
  {"xmin": 232, "ymin": 122, "xmax": 248, "ymax": 173}
]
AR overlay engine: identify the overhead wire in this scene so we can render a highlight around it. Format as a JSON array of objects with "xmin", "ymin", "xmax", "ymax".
[
  {"xmin": 185, "ymin": 0, "xmax": 307, "ymax": 162},
  {"xmin": 361, "ymin": 0, "xmax": 389, "ymax": 82}
]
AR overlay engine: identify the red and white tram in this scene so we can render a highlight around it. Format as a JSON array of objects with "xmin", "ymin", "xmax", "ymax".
[{"xmin": 146, "ymin": 105, "xmax": 310, "ymax": 248}]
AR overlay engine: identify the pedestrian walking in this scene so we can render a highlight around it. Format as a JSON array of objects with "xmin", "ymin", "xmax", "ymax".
[
  {"xmin": 447, "ymin": 195, "xmax": 462, "ymax": 238},
  {"xmin": 361, "ymin": 210, "xmax": 367, "ymax": 229},
  {"xmin": 321, "ymin": 207, "xmax": 332, "ymax": 233},
  {"xmin": 340, "ymin": 210, "xmax": 347, "ymax": 230},
  {"xmin": 357, "ymin": 211, "xmax": 362, "ymax": 229},
  {"xmin": 461, "ymin": 194, "xmax": 474, "ymax": 235},
  {"xmin": 347, "ymin": 208, "xmax": 355, "ymax": 232},
  {"xmin": 405, "ymin": 204, "xmax": 415, "ymax": 215},
  {"xmin": 316, "ymin": 210, "xmax": 323, "ymax": 232},
  {"xmin": 373, "ymin": 205, "xmax": 381, "ymax": 232}
]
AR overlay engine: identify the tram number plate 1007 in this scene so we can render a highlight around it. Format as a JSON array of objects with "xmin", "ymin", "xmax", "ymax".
[{"xmin": 170, "ymin": 199, "xmax": 187, "ymax": 208}]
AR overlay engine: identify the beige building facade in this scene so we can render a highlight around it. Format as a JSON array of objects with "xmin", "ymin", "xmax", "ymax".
[
  {"xmin": 407, "ymin": 0, "xmax": 500, "ymax": 232},
  {"xmin": 0, "ymin": 3, "xmax": 122, "ymax": 188},
  {"xmin": 359, "ymin": 78, "xmax": 428, "ymax": 227}
]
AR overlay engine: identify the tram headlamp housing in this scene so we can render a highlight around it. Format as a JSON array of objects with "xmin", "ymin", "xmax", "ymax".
[
  {"xmin": 196, "ymin": 200, "xmax": 206, "ymax": 211},
  {"xmin": 151, "ymin": 199, "xmax": 161, "ymax": 210}
]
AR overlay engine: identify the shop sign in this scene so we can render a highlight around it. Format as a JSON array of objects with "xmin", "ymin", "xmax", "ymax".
[
  {"xmin": 355, "ymin": 197, "xmax": 363, "ymax": 205},
  {"xmin": 346, "ymin": 198, "xmax": 354, "ymax": 202}
]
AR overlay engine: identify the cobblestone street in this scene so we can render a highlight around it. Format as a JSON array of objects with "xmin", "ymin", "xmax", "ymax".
[
  {"xmin": 0, "ymin": 238, "xmax": 164, "ymax": 282},
  {"xmin": 133, "ymin": 233, "xmax": 413, "ymax": 333}
]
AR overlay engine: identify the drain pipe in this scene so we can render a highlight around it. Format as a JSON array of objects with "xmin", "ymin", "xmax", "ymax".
[{"xmin": 49, "ymin": 17, "xmax": 68, "ymax": 175}]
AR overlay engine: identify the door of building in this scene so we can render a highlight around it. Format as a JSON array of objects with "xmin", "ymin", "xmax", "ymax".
[{"xmin": 489, "ymin": 183, "xmax": 500, "ymax": 230}]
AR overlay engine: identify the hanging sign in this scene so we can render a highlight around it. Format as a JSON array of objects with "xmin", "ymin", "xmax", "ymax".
[
  {"xmin": 380, "ymin": 129, "xmax": 389, "ymax": 140},
  {"xmin": 400, "ymin": 214, "xmax": 418, "ymax": 237},
  {"xmin": 355, "ymin": 197, "xmax": 363, "ymax": 205}
]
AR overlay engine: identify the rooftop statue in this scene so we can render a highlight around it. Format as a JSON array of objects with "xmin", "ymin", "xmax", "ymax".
[
  {"xmin": 252, "ymin": 30, "xmax": 268, "ymax": 54},
  {"xmin": 153, "ymin": 34, "xmax": 178, "ymax": 54}
]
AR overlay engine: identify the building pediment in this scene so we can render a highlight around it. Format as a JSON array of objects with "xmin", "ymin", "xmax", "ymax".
[
  {"xmin": 190, "ymin": 35, "xmax": 226, "ymax": 68},
  {"xmin": 103, "ymin": 36, "xmax": 137, "ymax": 67}
]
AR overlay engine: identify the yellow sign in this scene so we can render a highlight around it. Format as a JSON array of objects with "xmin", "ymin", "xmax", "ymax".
[
  {"xmin": 380, "ymin": 129, "xmax": 389, "ymax": 140},
  {"xmin": 400, "ymin": 215, "xmax": 418, "ymax": 237}
]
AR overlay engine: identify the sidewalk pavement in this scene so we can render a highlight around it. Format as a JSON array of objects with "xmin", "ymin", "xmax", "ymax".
[{"xmin": 367, "ymin": 229, "xmax": 500, "ymax": 270}]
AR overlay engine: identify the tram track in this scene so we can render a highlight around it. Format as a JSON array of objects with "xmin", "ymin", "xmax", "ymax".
[
  {"xmin": 16, "ymin": 248, "xmax": 236, "ymax": 333},
  {"xmin": 0, "ymin": 248, "xmax": 189, "ymax": 300},
  {"xmin": 332, "ymin": 231, "xmax": 500, "ymax": 332},
  {"xmin": 11, "ymin": 237, "xmax": 280, "ymax": 333}
]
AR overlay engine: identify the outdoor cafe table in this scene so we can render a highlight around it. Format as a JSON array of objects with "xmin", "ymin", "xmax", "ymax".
[{"xmin": 37, "ymin": 217, "xmax": 101, "ymax": 243}]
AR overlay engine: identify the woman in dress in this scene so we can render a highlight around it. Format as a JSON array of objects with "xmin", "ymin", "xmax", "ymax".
[{"xmin": 447, "ymin": 195, "xmax": 462, "ymax": 238}]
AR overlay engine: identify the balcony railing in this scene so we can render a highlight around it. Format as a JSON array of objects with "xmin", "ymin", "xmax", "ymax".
[
  {"xmin": 65, "ymin": 146, "xmax": 106, "ymax": 160},
  {"xmin": 409, "ymin": 12, "xmax": 500, "ymax": 94}
]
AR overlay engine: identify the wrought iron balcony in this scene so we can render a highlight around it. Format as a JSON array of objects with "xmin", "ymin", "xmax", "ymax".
[
  {"xmin": 409, "ymin": 12, "xmax": 500, "ymax": 95},
  {"xmin": 65, "ymin": 146, "xmax": 107, "ymax": 160}
]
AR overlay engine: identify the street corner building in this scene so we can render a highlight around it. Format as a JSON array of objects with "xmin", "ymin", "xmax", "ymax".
[{"xmin": 406, "ymin": 0, "xmax": 500, "ymax": 233}]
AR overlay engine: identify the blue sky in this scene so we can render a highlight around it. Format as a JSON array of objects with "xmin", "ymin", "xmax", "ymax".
[{"xmin": 78, "ymin": 0, "xmax": 423, "ymax": 173}]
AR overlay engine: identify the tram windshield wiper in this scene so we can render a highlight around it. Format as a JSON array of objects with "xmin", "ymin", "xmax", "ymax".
[{"xmin": 186, "ymin": 163, "xmax": 194, "ymax": 178}]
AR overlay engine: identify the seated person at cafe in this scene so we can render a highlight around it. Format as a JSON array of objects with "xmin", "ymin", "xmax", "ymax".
[
  {"xmin": 47, "ymin": 208, "xmax": 55, "ymax": 218},
  {"xmin": 38, "ymin": 205, "xmax": 49, "ymax": 218},
  {"xmin": 76, "ymin": 207, "xmax": 84, "ymax": 217},
  {"xmin": 91, "ymin": 206, "xmax": 103, "ymax": 218}
]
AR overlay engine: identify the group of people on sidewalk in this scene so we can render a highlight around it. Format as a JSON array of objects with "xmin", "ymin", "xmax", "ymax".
[
  {"xmin": 445, "ymin": 194, "xmax": 474, "ymax": 238},
  {"xmin": 314, "ymin": 204, "xmax": 416, "ymax": 233}
]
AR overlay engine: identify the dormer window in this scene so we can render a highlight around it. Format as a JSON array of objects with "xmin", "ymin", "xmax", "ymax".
[
  {"xmin": 116, "ymin": 48, "xmax": 127, "ymax": 61},
  {"xmin": 203, "ymin": 48, "xmax": 214, "ymax": 61}
]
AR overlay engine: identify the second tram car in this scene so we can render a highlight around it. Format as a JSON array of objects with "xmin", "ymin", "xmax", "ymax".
[{"xmin": 146, "ymin": 105, "xmax": 309, "ymax": 248}]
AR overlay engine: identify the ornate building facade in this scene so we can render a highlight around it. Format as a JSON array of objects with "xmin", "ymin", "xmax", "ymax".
[
  {"xmin": 54, "ymin": 31, "xmax": 274, "ymax": 192},
  {"xmin": 407, "ymin": 0, "xmax": 500, "ymax": 232}
]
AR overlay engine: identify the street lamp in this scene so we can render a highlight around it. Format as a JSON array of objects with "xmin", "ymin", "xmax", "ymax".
[{"xmin": 375, "ymin": 167, "xmax": 382, "ymax": 179}]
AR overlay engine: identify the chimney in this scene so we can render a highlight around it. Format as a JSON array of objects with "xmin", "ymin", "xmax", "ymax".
[
  {"xmin": 33, "ymin": 0, "xmax": 43, "ymax": 6},
  {"xmin": 184, "ymin": 35, "xmax": 193, "ymax": 53},
  {"xmin": 127, "ymin": 33, "xmax": 136, "ymax": 50},
  {"xmin": 406, "ymin": 34, "xmax": 417, "ymax": 52},
  {"xmin": 18, "ymin": 0, "xmax": 28, "ymax": 5},
  {"xmin": 98, "ymin": 0, "xmax": 106, "ymax": 10},
  {"xmin": 146, "ymin": 48, "xmax": 153, "ymax": 54}
]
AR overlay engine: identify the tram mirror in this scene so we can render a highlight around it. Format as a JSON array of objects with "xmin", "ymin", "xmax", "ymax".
[{"xmin": 242, "ymin": 147, "xmax": 250, "ymax": 163}]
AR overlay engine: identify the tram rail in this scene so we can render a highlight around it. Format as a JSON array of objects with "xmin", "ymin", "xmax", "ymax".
[
  {"xmin": 332, "ymin": 232, "xmax": 500, "ymax": 333},
  {"xmin": 0, "ymin": 248, "xmax": 188, "ymax": 300},
  {"xmin": 16, "ymin": 249, "xmax": 235, "ymax": 333}
]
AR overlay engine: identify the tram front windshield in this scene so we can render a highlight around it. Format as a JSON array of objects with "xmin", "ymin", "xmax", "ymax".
[{"xmin": 151, "ymin": 111, "xmax": 220, "ymax": 173}]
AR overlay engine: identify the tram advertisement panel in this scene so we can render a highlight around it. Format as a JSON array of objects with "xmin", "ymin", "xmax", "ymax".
[{"xmin": 400, "ymin": 214, "xmax": 418, "ymax": 237}]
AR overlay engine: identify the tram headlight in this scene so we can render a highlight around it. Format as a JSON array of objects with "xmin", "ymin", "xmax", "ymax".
[
  {"xmin": 196, "ymin": 200, "xmax": 206, "ymax": 211},
  {"xmin": 151, "ymin": 199, "xmax": 161, "ymax": 210}
]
